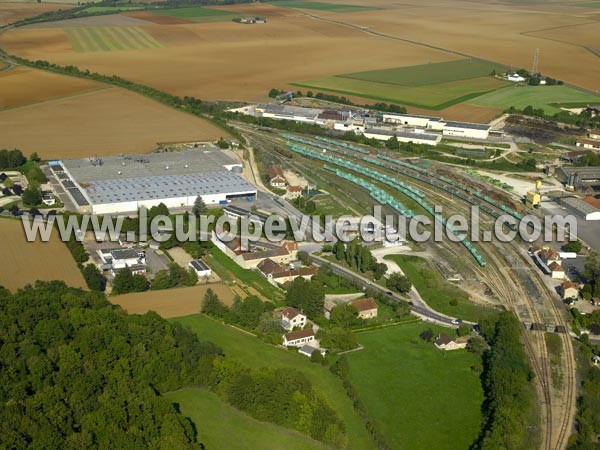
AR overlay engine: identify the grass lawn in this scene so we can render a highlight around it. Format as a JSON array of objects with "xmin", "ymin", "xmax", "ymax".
[
  {"xmin": 154, "ymin": 7, "xmax": 241, "ymax": 22},
  {"xmin": 270, "ymin": 1, "xmax": 378, "ymax": 12},
  {"xmin": 205, "ymin": 245, "xmax": 283, "ymax": 300},
  {"xmin": 468, "ymin": 85, "xmax": 600, "ymax": 115},
  {"xmin": 170, "ymin": 314, "xmax": 377, "ymax": 450},
  {"xmin": 339, "ymin": 58, "xmax": 506, "ymax": 87},
  {"xmin": 385, "ymin": 255, "xmax": 498, "ymax": 322},
  {"xmin": 293, "ymin": 76, "xmax": 509, "ymax": 110},
  {"xmin": 165, "ymin": 389, "xmax": 330, "ymax": 450},
  {"xmin": 346, "ymin": 323, "xmax": 483, "ymax": 450}
]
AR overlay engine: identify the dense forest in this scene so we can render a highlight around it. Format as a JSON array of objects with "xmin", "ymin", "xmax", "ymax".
[{"xmin": 0, "ymin": 282, "xmax": 345, "ymax": 448}]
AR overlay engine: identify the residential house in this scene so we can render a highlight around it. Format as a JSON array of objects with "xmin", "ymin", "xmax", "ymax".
[
  {"xmin": 561, "ymin": 281, "xmax": 580, "ymax": 300},
  {"xmin": 211, "ymin": 231, "xmax": 298, "ymax": 269},
  {"xmin": 268, "ymin": 166, "xmax": 287, "ymax": 188},
  {"xmin": 189, "ymin": 259, "xmax": 212, "ymax": 278},
  {"xmin": 576, "ymin": 139, "xmax": 600, "ymax": 150},
  {"xmin": 548, "ymin": 261, "xmax": 565, "ymax": 280},
  {"xmin": 281, "ymin": 307, "xmax": 307, "ymax": 331},
  {"xmin": 257, "ymin": 258, "xmax": 316, "ymax": 286},
  {"xmin": 283, "ymin": 328, "xmax": 315, "ymax": 347},
  {"xmin": 351, "ymin": 297, "xmax": 378, "ymax": 319},
  {"xmin": 434, "ymin": 333, "xmax": 469, "ymax": 351},
  {"xmin": 285, "ymin": 185, "xmax": 303, "ymax": 199},
  {"xmin": 324, "ymin": 300, "xmax": 336, "ymax": 320}
]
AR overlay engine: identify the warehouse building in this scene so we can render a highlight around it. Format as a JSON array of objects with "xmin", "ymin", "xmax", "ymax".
[
  {"xmin": 363, "ymin": 128, "xmax": 441, "ymax": 146},
  {"xmin": 558, "ymin": 196, "xmax": 600, "ymax": 221},
  {"xmin": 381, "ymin": 112, "xmax": 445, "ymax": 130},
  {"xmin": 555, "ymin": 166, "xmax": 600, "ymax": 190},
  {"xmin": 442, "ymin": 121, "xmax": 491, "ymax": 139},
  {"xmin": 51, "ymin": 147, "xmax": 257, "ymax": 214},
  {"xmin": 255, "ymin": 104, "xmax": 322, "ymax": 123}
]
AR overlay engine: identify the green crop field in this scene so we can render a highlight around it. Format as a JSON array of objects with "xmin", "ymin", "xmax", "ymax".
[
  {"xmin": 170, "ymin": 314, "xmax": 377, "ymax": 450},
  {"xmin": 270, "ymin": 1, "xmax": 378, "ymax": 12},
  {"xmin": 385, "ymin": 255, "xmax": 498, "ymax": 322},
  {"xmin": 346, "ymin": 323, "xmax": 484, "ymax": 450},
  {"xmin": 575, "ymin": 1, "xmax": 600, "ymax": 7},
  {"xmin": 340, "ymin": 58, "xmax": 507, "ymax": 87},
  {"xmin": 64, "ymin": 26, "xmax": 163, "ymax": 53},
  {"xmin": 154, "ymin": 7, "xmax": 241, "ymax": 22},
  {"xmin": 165, "ymin": 389, "xmax": 330, "ymax": 450},
  {"xmin": 468, "ymin": 85, "xmax": 600, "ymax": 115},
  {"xmin": 293, "ymin": 76, "xmax": 509, "ymax": 109}
]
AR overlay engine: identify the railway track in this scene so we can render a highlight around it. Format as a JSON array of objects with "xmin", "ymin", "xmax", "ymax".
[{"xmin": 235, "ymin": 124, "xmax": 576, "ymax": 449}]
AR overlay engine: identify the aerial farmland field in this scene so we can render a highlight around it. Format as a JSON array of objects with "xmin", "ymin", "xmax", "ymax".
[
  {"xmin": 0, "ymin": 2, "xmax": 66, "ymax": 26},
  {"xmin": 468, "ymin": 85, "xmax": 600, "ymax": 115},
  {"xmin": 64, "ymin": 26, "xmax": 163, "ymax": 52},
  {"xmin": 0, "ymin": 86, "xmax": 228, "ymax": 159},
  {"xmin": 0, "ymin": 218, "xmax": 86, "ymax": 292},
  {"xmin": 268, "ymin": 1, "xmax": 378, "ymax": 13},
  {"xmin": 153, "ymin": 6, "xmax": 242, "ymax": 22}
]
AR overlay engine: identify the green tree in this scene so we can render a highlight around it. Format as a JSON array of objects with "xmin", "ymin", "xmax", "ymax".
[
  {"xmin": 386, "ymin": 273, "xmax": 412, "ymax": 293},
  {"xmin": 202, "ymin": 288, "xmax": 228, "ymax": 318},
  {"xmin": 26, "ymin": 166, "xmax": 47, "ymax": 184},
  {"xmin": 373, "ymin": 262, "xmax": 387, "ymax": 281},
  {"xmin": 565, "ymin": 240, "xmax": 583, "ymax": 254},
  {"xmin": 333, "ymin": 241, "xmax": 345, "ymax": 261},
  {"xmin": 419, "ymin": 328, "xmax": 434, "ymax": 342},
  {"xmin": 132, "ymin": 274, "xmax": 149, "ymax": 292},
  {"xmin": 182, "ymin": 267, "xmax": 198, "ymax": 286},
  {"xmin": 285, "ymin": 278, "xmax": 324, "ymax": 319},
  {"xmin": 192, "ymin": 196, "xmax": 207, "ymax": 217},
  {"xmin": 112, "ymin": 268, "xmax": 134, "ymax": 294},
  {"xmin": 297, "ymin": 251, "xmax": 311, "ymax": 266},
  {"xmin": 456, "ymin": 324, "xmax": 471, "ymax": 337},
  {"xmin": 305, "ymin": 200, "xmax": 316, "ymax": 214},
  {"xmin": 310, "ymin": 350, "xmax": 324, "ymax": 364},
  {"xmin": 22, "ymin": 183, "xmax": 42, "ymax": 206},
  {"xmin": 81, "ymin": 264, "xmax": 105, "ymax": 291},
  {"xmin": 330, "ymin": 304, "xmax": 360, "ymax": 329}
]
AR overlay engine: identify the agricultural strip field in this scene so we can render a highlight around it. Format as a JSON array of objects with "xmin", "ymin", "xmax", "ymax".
[
  {"xmin": 346, "ymin": 323, "xmax": 484, "ymax": 450},
  {"xmin": 339, "ymin": 58, "xmax": 506, "ymax": 87},
  {"xmin": 385, "ymin": 255, "xmax": 498, "ymax": 322},
  {"xmin": 575, "ymin": 1, "xmax": 600, "ymax": 7},
  {"xmin": 165, "ymin": 389, "xmax": 330, "ymax": 450},
  {"xmin": 171, "ymin": 314, "xmax": 377, "ymax": 450},
  {"xmin": 0, "ymin": 87, "xmax": 228, "ymax": 159},
  {"xmin": 0, "ymin": 66, "xmax": 104, "ymax": 109},
  {"xmin": 64, "ymin": 26, "xmax": 163, "ymax": 53},
  {"xmin": 0, "ymin": 218, "xmax": 86, "ymax": 292},
  {"xmin": 78, "ymin": 6, "xmax": 144, "ymax": 14},
  {"xmin": 269, "ymin": 1, "xmax": 378, "ymax": 13},
  {"xmin": 468, "ymin": 85, "xmax": 600, "ymax": 115},
  {"xmin": 293, "ymin": 75, "xmax": 509, "ymax": 109},
  {"xmin": 153, "ymin": 7, "xmax": 242, "ymax": 23},
  {"xmin": 109, "ymin": 283, "xmax": 235, "ymax": 318}
]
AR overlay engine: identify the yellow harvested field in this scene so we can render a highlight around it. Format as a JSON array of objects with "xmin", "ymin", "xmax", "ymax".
[
  {"xmin": 0, "ymin": 11, "xmax": 456, "ymax": 102},
  {"xmin": 0, "ymin": 2, "xmax": 67, "ymax": 26},
  {"xmin": 110, "ymin": 283, "xmax": 236, "ymax": 318},
  {"xmin": 0, "ymin": 66, "xmax": 104, "ymax": 109},
  {"xmin": 0, "ymin": 218, "xmax": 86, "ymax": 292},
  {"xmin": 0, "ymin": 86, "xmax": 228, "ymax": 159}
]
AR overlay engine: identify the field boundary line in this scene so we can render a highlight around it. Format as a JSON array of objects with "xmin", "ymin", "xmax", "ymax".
[{"xmin": 0, "ymin": 85, "xmax": 112, "ymax": 112}]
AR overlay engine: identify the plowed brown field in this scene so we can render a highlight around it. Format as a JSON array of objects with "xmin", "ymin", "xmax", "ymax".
[
  {"xmin": 0, "ymin": 2, "xmax": 67, "ymax": 27},
  {"xmin": 0, "ymin": 218, "xmax": 86, "ymax": 292},
  {"xmin": 0, "ymin": 87, "xmax": 228, "ymax": 159},
  {"xmin": 110, "ymin": 283, "xmax": 236, "ymax": 318},
  {"xmin": 0, "ymin": 66, "xmax": 104, "ymax": 109}
]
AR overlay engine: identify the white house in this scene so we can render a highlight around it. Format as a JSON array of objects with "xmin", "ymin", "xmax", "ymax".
[
  {"xmin": 283, "ymin": 328, "xmax": 315, "ymax": 347},
  {"xmin": 98, "ymin": 247, "xmax": 145, "ymax": 270},
  {"xmin": 548, "ymin": 261, "xmax": 565, "ymax": 280},
  {"xmin": 351, "ymin": 297, "xmax": 379, "ymax": 319},
  {"xmin": 189, "ymin": 259, "xmax": 212, "ymax": 278},
  {"xmin": 507, "ymin": 73, "xmax": 526, "ymax": 83},
  {"xmin": 281, "ymin": 307, "xmax": 307, "ymax": 331},
  {"xmin": 561, "ymin": 281, "xmax": 579, "ymax": 300},
  {"xmin": 434, "ymin": 333, "xmax": 469, "ymax": 350}
]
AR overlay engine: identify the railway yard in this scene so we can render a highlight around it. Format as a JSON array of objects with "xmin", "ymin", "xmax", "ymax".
[{"xmin": 232, "ymin": 122, "xmax": 578, "ymax": 449}]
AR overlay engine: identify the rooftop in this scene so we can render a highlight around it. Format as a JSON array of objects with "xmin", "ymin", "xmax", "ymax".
[
  {"xmin": 561, "ymin": 196, "xmax": 600, "ymax": 214},
  {"xmin": 443, "ymin": 121, "xmax": 490, "ymax": 131},
  {"xmin": 284, "ymin": 328, "xmax": 315, "ymax": 341},
  {"xmin": 190, "ymin": 259, "xmax": 210, "ymax": 271},
  {"xmin": 351, "ymin": 297, "xmax": 378, "ymax": 312}
]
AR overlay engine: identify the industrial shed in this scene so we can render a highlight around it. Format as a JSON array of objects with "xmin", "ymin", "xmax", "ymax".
[{"xmin": 442, "ymin": 121, "xmax": 491, "ymax": 139}]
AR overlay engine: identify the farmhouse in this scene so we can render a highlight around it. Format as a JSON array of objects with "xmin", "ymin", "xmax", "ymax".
[
  {"xmin": 51, "ymin": 148, "xmax": 256, "ymax": 214},
  {"xmin": 268, "ymin": 166, "xmax": 287, "ymax": 188},
  {"xmin": 283, "ymin": 328, "xmax": 315, "ymax": 347},
  {"xmin": 561, "ymin": 281, "xmax": 580, "ymax": 300},
  {"xmin": 285, "ymin": 185, "xmax": 303, "ymax": 199},
  {"xmin": 434, "ymin": 333, "xmax": 469, "ymax": 351},
  {"xmin": 280, "ymin": 307, "xmax": 307, "ymax": 331},
  {"xmin": 351, "ymin": 297, "xmax": 378, "ymax": 319},
  {"xmin": 442, "ymin": 121, "xmax": 491, "ymax": 139},
  {"xmin": 189, "ymin": 259, "xmax": 212, "ymax": 278},
  {"xmin": 506, "ymin": 73, "xmax": 526, "ymax": 83},
  {"xmin": 257, "ymin": 258, "xmax": 316, "ymax": 286}
]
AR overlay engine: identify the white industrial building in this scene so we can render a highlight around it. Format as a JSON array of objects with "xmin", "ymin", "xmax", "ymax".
[
  {"xmin": 255, "ymin": 104, "xmax": 322, "ymax": 123},
  {"xmin": 98, "ymin": 247, "xmax": 146, "ymax": 270},
  {"xmin": 442, "ymin": 121, "xmax": 491, "ymax": 139},
  {"xmin": 559, "ymin": 196, "xmax": 600, "ymax": 221},
  {"xmin": 363, "ymin": 128, "xmax": 441, "ymax": 146},
  {"xmin": 50, "ymin": 147, "xmax": 257, "ymax": 214},
  {"xmin": 381, "ymin": 112, "xmax": 445, "ymax": 131},
  {"xmin": 189, "ymin": 259, "xmax": 212, "ymax": 278}
]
